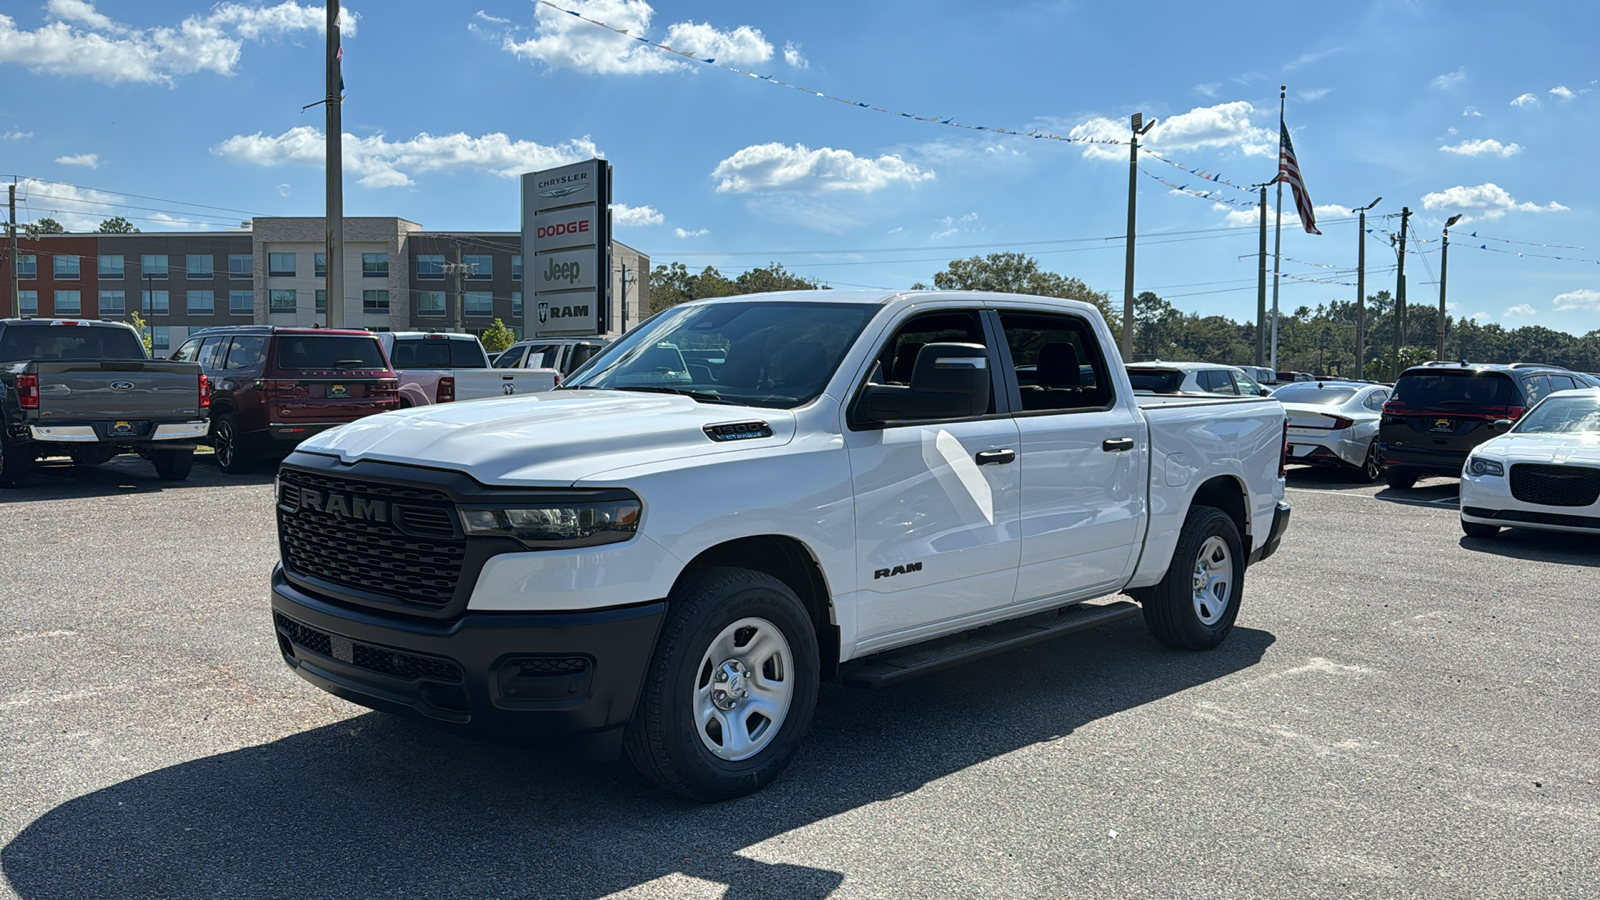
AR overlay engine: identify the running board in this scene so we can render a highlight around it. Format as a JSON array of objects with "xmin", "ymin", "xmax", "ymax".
[{"xmin": 841, "ymin": 600, "xmax": 1142, "ymax": 689}]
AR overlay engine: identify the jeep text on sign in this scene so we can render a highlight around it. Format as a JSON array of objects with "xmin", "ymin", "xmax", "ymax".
[{"xmin": 533, "ymin": 248, "xmax": 597, "ymax": 293}]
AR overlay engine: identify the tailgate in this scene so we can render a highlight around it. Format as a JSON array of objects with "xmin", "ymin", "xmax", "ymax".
[
  {"xmin": 453, "ymin": 368, "xmax": 558, "ymax": 400},
  {"xmin": 33, "ymin": 361, "xmax": 202, "ymax": 421}
]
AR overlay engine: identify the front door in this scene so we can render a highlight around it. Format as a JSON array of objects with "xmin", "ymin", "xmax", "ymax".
[{"xmin": 844, "ymin": 307, "xmax": 1021, "ymax": 645}]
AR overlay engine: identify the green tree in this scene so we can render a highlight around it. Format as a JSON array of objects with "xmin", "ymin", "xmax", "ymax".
[
  {"xmin": 24, "ymin": 217, "xmax": 64, "ymax": 238},
  {"xmin": 97, "ymin": 216, "xmax": 139, "ymax": 234},
  {"xmin": 920, "ymin": 252, "xmax": 1118, "ymax": 327},
  {"xmin": 733, "ymin": 263, "xmax": 827, "ymax": 294},
  {"xmin": 479, "ymin": 318, "xmax": 516, "ymax": 355},
  {"xmin": 127, "ymin": 310, "xmax": 153, "ymax": 353},
  {"xmin": 647, "ymin": 262, "xmax": 822, "ymax": 314}
]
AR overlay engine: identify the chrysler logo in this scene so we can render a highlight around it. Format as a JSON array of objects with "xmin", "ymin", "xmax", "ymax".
[
  {"xmin": 294, "ymin": 488, "xmax": 388, "ymax": 522},
  {"xmin": 109, "ymin": 381, "xmax": 135, "ymax": 391},
  {"xmin": 537, "ymin": 184, "xmax": 589, "ymax": 199}
]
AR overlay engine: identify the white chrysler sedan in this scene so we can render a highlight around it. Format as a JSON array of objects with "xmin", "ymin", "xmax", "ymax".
[{"xmin": 1460, "ymin": 388, "xmax": 1600, "ymax": 538}]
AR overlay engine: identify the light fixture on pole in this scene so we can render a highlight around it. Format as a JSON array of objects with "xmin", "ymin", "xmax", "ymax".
[
  {"xmin": 1352, "ymin": 196, "xmax": 1381, "ymax": 381},
  {"xmin": 1438, "ymin": 213, "xmax": 1463, "ymax": 361},
  {"xmin": 1121, "ymin": 112, "xmax": 1157, "ymax": 362}
]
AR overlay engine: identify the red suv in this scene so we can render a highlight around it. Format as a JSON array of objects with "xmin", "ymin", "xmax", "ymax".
[{"xmin": 171, "ymin": 327, "xmax": 398, "ymax": 473}]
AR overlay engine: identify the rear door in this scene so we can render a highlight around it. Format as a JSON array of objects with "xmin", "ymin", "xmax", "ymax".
[{"xmin": 996, "ymin": 307, "xmax": 1146, "ymax": 601}]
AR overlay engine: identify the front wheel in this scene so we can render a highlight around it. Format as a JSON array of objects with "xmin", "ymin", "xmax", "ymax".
[
  {"xmin": 151, "ymin": 447, "xmax": 194, "ymax": 481},
  {"xmin": 1140, "ymin": 505, "xmax": 1245, "ymax": 651},
  {"xmin": 1461, "ymin": 518, "xmax": 1501, "ymax": 539},
  {"xmin": 624, "ymin": 568, "xmax": 819, "ymax": 801}
]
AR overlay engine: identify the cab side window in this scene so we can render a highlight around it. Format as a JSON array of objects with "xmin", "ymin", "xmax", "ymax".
[
  {"xmin": 997, "ymin": 311, "xmax": 1112, "ymax": 411},
  {"xmin": 866, "ymin": 310, "xmax": 994, "ymax": 415}
]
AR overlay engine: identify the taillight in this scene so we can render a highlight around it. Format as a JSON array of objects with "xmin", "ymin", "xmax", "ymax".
[
  {"xmin": 1506, "ymin": 406, "xmax": 1525, "ymax": 421},
  {"xmin": 437, "ymin": 376, "xmax": 455, "ymax": 403},
  {"xmin": 16, "ymin": 374, "xmax": 39, "ymax": 410},
  {"xmin": 370, "ymin": 378, "xmax": 398, "ymax": 395},
  {"xmin": 554, "ymin": 372, "xmax": 561, "ymax": 386},
  {"xmin": 1328, "ymin": 415, "xmax": 1354, "ymax": 430},
  {"xmin": 1280, "ymin": 418, "xmax": 1289, "ymax": 478},
  {"xmin": 199, "ymin": 373, "xmax": 211, "ymax": 409}
]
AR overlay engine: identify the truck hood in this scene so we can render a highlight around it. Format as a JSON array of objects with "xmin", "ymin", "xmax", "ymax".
[{"xmin": 298, "ymin": 389, "xmax": 799, "ymax": 485}]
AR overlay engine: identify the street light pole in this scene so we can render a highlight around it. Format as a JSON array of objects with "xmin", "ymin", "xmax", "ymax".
[
  {"xmin": 1121, "ymin": 111, "xmax": 1156, "ymax": 363},
  {"xmin": 1353, "ymin": 197, "xmax": 1381, "ymax": 381},
  {"xmin": 1438, "ymin": 213, "xmax": 1463, "ymax": 361}
]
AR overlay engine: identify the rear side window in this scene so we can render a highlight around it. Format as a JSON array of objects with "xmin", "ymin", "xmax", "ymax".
[
  {"xmin": 1128, "ymin": 369, "xmax": 1184, "ymax": 393},
  {"xmin": 275, "ymin": 335, "xmax": 387, "ymax": 369},
  {"xmin": 390, "ymin": 338, "xmax": 486, "ymax": 369},
  {"xmin": 224, "ymin": 336, "xmax": 267, "ymax": 370},
  {"xmin": 0, "ymin": 325, "xmax": 146, "ymax": 361},
  {"xmin": 1198, "ymin": 370, "xmax": 1238, "ymax": 394},
  {"xmin": 496, "ymin": 345, "xmax": 526, "ymax": 368},
  {"xmin": 998, "ymin": 311, "xmax": 1112, "ymax": 411},
  {"xmin": 1391, "ymin": 370, "xmax": 1516, "ymax": 408},
  {"xmin": 196, "ymin": 338, "xmax": 230, "ymax": 372}
]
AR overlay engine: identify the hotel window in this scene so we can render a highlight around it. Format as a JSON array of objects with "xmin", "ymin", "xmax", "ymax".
[
  {"xmin": 512, "ymin": 255, "xmax": 522, "ymax": 281},
  {"xmin": 17, "ymin": 255, "xmax": 36, "ymax": 279},
  {"xmin": 417, "ymin": 290, "xmax": 445, "ymax": 317},
  {"xmin": 417, "ymin": 254, "xmax": 445, "ymax": 280},
  {"xmin": 512, "ymin": 291, "xmax": 522, "ymax": 318},
  {"xmin": 19, "ymin": 290, "xmax": 37, "ymax": 316},
  {"xmin": 143, "ymin": 290, "xmax": 170, "ymax": 316},
  {"xmin": 99, "ymin": 289, "xmax": 126, "ymax": 315},
  {"xmin": 151, "ymin": 326, "xmax": 170, "ymax": 351},
  {"xmin": 141, "ymin": 254, "xmax": 168, "ymax": 279},
  {"xmin": 314, "ymin": 252, "xmax": 326, "ymax": 278},
  {"xmin": 315, "ymin": 290, "xmax": 327, "ymax": 314},
  {"xmin": 363, "ymin": 289, "xmax": 389, "ymax": 313},
  {"xmin": 99, "ymin": 254, "xmax": 124, "ymax": 279},
  {"xmin": 464, "ymin": 254, "xmax": 492, "ymax": 280},
  {"xmin": 464, "ymin": 291, "xmax": 493, "ymax": 317},
  {"xmin": 54, "ymin": 255, "xmax": 81, "ymax": 280},
  {"xmin": 362, "ymin": 252, "xmax": 389, "ymax": 278},
  {"xmin": 268, "ymin": 253, "xmax": 296, "ymax": 277},
  {"xmin": 54, "ymin": 290, "xmax": 82, "ymax": 315},
  {"xmin": 270, "ymin": 289, "xmax": 297, "ymax": 312},
  {"xmin": 186, "ymin": 254, "xmax": 214, "ymax": 278},
  {"xmin": 229, "ymin": 290, "xmax": 253, "ymax": 315},
  {"xmin": 229, "ymin": 254, "xmax": 253, "ymax": 279},
  {"xmin": 187, "ymin": 290, "xmax": 215, "ymax": 315}
]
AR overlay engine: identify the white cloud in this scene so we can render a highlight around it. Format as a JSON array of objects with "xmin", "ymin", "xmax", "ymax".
[
  {"xmin": 783, "ymin": 40, "xmax": 806, "ymax": 68},
  {"xmin": 1298, "ymin": 87, "xmax": 1333, "ymax": 102},
  {"xmin": 1510, "ymin": 93, "xmax": 1539, "ymax": 108},
  {"xmin": 610, "ymin": 203, "xmax": 662, "ymax": 226},
  {"xmin": 1463, "ymin": 106, "xmax": 1481, "ymax": 117},
  {"xmin": 147, "ymin": 212, "xmax": 211, "ymax": 231},
  {"xmin": 1285, "ymin": 48, "xmax": 1341, "ymax": 71},
  {"xmin": 1503, "ymin": 303, "xmax": 1536, "ymax": 317},
  {"xmin": 1421, "ymin": 183, "xmax": 1567, "ymax": 221},
  {"xmin": 0, "ymin": 1, "xmax": 354, "ymax": 85},
  {"xmin": 14, "ymin": 177, "xmax": 126, "ymax": 231},
  {"xmin": 276, "ymin": 182, "xmax": 291, "ymax": 197},
  {"xmin": 54, "ymin": 152, "xmax": 99, "ymax": 168},
  {"xmin": 1223, "ymin": 203, "xmax": 1350, "ymax": 229},
  {"xmin": 3, "ymin": 129, "xmax": 33, "ymax": 140},
  {"xmin": 1550, "ymin": 85, "xmax": 1576, "ymax": 100},
  {"xmin": 1193, "ymin": 82, "xmax": 1219, "ymax": 97},
  {"xmin": 214, "ymin": 126, "xmax": 602, "ymax": 188},
  {"xmin": 673, "ymin": 227, "xmax": 708, "ymax": 238},
  {"xmin": 499, "ymin": 0, "xmax": 772, "ymax": 75},
  {"xmin": 1439, "ymin": 139, "xmax": 1522, "ymax": 158},
  {"xmin": 932, "ymin": 212, "xmax": 980, "ymax": 240},
  {"xmin": 1469, "ymin": 311, "xmax": 1489, "ymax": 320},
  {"xmin": 1552, "ymin": 289, "xmax": 1600, "ymax": 311},
  {"xmin": 1071, "ymin": 101, "xmax": 1274, "ymax": 161},
  {"xmin": 473, "ymin": 11, "xmax": 512, "ymax": 27},
  {"xmin": 1431, "ymin": 67, "xmax": 1466, "ymax": 90},
  {"xmin": 712, "ymin": 142, "xmax": 934, "ymax": 194}
]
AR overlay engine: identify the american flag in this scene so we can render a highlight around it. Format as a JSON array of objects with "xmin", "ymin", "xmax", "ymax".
[{"xmin": 1279, "ymin": 121, "xmax": 1321, "ymax": 235}]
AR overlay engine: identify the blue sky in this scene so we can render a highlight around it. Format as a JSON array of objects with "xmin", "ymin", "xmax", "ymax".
[{"xmin": 2, "ymin": 0, "xmax": 1598, "ymax": 334}]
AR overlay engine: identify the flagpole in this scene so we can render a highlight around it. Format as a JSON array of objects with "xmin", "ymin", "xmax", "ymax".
[{"xmin": 1270, "ymin": 85, "xmax": 1286, "ymax": 374}]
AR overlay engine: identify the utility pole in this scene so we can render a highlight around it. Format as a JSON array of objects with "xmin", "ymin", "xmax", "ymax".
[
  {"xmin": 1354, "ymin": 197, "xmax": 1381, "ymax": 381},
  {"xmin": 324, "ymin": 0, "xmax": 345, "ymax": 328},
  {"xmin": 452, "ymin": 242, "xmax": 464, "ymax": 333},
  {"xmin": 620, "ymin": 261, "xmax": 631, "ymax": 333},
  {"xmin": 1252, "ymin": 180, "xmax": 1271, "ymax": 367},
  {"xmin": 1122, "ymin": 112, "xmax": 1156, "ymax": 362},
  {"xmin": 7, "ymin": 180, "xmax": 17, "ymax": 319},
  {"xmin": 1438, "ymin": 213, "xmax": 1462, "ymax": 361},
  {"xmin": 1391, "ymin": 206, "xmax": 1410, "ymax": 379},
  {"xmin": 1269, "ymin": 86, "xmax": 1287, "ymax": 373}
]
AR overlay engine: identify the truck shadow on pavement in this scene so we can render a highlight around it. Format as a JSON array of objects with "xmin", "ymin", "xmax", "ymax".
[
  {"xmin": 2, "ymin": 622, "xmax": 1273, "ymax": 900},
  {"xmin": 1459, "ymin": 529, "xmax": 1600, "ymax": 568}
]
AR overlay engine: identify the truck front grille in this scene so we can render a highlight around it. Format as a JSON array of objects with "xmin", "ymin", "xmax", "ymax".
[{"xmin": 1509, "ymin": 464, "xmax": 1600, "ymax": 508}]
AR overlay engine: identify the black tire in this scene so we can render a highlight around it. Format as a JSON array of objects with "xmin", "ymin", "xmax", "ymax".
[
  {"xmin": 624, "ymin": 567, "xmax": 820, "ymax": 802},
  {"xmin": 210, "ymin": 413, "xmax": 251, "ymax": 474},
  {"xmin": 151, "ymin": 447, "xmax": 195, "ymax": 481},
  {"xmin": 1461, "ymin": 518, "xmax": 1501, "ymax": 539},
  {"xmin": 1384, "ymin": 467, "xmax": 1418, "ymax": 490},
  {"xmin": 0, "ymin": 434, "xmax": 32, "ymax": 488},
  {"xmin": 69, "ymin": 446, "xmax": 118, "ymax": 467},
  {"xmin": 1357, "ymin": 440, "xmax": 1384, "ymax": 483},
  {"xmin": 1140, "ymin": 505, "xmax": 1244, "ymax": 651}
]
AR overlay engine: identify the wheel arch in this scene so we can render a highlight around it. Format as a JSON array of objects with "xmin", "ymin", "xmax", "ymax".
[
  {"xmin": 672, "ymin": 535, "xmax": 840, "ymax": 680},
  {"xmin": 1191, "ymin": 474, "xmax": 1250, "ymax": 545}
]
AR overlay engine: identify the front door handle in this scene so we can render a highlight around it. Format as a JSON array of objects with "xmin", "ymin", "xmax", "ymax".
[
  {"xmin": 975, "ymin": 448, "xmax": 1016, "ymax": 466},
  {"xmin": 1102, "ymin": 437, "xmax": 1135, "ymax": 452}
]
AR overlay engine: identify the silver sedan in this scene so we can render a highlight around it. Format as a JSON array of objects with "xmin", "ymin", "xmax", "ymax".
[{"xmin": 1278, "ymin": 381, "xmax": 1392, "ymax": 481}]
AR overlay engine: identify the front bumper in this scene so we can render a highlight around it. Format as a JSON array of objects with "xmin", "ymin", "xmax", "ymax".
[
  {"xmin": 1461, "ymin": 472, "xmax": 1600, "ymax": 534},
  {"xmin": 1248, "ymin": 501, "xmax": 1292, "ymax": 565},
  {"xmin": 270, "ymin": 565, "xmax": 664, "ymax": 751}
]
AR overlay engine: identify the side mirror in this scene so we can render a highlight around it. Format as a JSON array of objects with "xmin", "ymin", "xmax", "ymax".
[
  {"xmin": 1258, "ymin": 386, "xmax": 1273, "ymax": 397},
  {"xmin": 1490, "ymin": 418, "xmax": 1513, "ymax": 434},
  {"xmin": 855, "ymin": 343, "xmax": 989, "ymax": 424}
]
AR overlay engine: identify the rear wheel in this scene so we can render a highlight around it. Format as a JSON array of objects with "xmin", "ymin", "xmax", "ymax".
[
  {"xmin": 0, "ymin": 434, "xmax": 33, "ymax": 488},
  {"xmin": 1461, "ymin": 518, "xmax": 1501, "ymax": 539},
  {"xmin": 1384, "ymin": 467, "xmax": 1418, "ymax": 490},
  {"xmin": 1357, "ymin": 440, "xmax": 1384, "ymax": 483},
  {"xmin": 210, "ymin": 414, "xmax": 251, "ymax": 474},
  {"xmin": 1140, "ymin": 505, "xmax": 1244, "ymax": 651},
  {"xmin": 151, "ymin": 447, "xmax": 195, "ymax": 481}
]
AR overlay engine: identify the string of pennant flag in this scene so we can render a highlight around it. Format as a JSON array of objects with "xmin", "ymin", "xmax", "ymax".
[
  {"xmin": 1137, "ymin": 166, "xmax": 1259, "ymax": 208},
  {"xmin": 1141, "ymin": 152, "xmax": 1260, "ymax": 195},
  {"xmin": 534, "ymin": 0, "xmax": 1128, "ymax": 147}
]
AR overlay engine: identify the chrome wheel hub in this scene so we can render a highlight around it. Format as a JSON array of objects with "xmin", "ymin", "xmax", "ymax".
[
  {"xmin": 710, "ymin": 660, "xmax": 750, "ymax": 711},
  {"xmin": 693, "ymin": 617, "xmax": 794, "ymax": 761},
  {"xmin": 1191, "ymin": 535, "xmax": 1233, "ymax": 626}
]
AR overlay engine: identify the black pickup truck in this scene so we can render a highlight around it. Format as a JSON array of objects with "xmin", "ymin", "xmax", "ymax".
[{"xmin": 0, "ymin": 318, "xmax": 209, "ymax": 487}]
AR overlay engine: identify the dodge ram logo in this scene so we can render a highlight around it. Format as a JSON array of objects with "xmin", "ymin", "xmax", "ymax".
[
  {"xmin": 503, "ymin": 383, "xmax": 516, "ymax": 395},
  {"xmin": 295, "ymin": 488, "xmax": 388, "ymax": 523},
  {"xmin": 536, "ymin": 301, "xmax": 549, "ymax": 324}
]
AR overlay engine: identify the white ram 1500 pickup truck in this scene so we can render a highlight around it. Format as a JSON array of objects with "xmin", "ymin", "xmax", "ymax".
[{"xmin": 270, "ymin": 291, "xmax": 1291, "ymax": 800}]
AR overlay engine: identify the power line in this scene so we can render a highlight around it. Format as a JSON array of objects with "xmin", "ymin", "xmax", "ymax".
[{"xmin": 4, "ymin": 175, "xmax": 268, "ymax": 217}]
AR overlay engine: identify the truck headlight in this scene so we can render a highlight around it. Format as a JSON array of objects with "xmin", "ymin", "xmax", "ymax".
[
  {"xmin": 459, "ymin": 499, "xmax": 641, "ymax": 548},
  {"xmin": 1466, "ymin": 457, "xmax": 1504, "ymax": 477}
]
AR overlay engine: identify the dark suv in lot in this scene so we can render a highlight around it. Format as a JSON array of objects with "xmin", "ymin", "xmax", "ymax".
[
  {"xmin": 1378, "ymin": 362, "xmax": 1588, "ymax": 489},
  {"xmin": 171, "ymin": 326, "xmax": 398, "ymax": 473}
]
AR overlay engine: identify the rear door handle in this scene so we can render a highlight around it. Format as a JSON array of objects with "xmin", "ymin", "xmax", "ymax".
[
  {"xmin": 1102, "ymin": 437, "xmax": 1135, "ymax": 452},
  {"xmin": 975, "ymin": 449, "xmax": 1016, "ymax": 466}
]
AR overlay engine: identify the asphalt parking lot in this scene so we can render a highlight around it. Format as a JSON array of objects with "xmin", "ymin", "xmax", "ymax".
[{"xmin": 1, "ymin": 456, "xmax": 1596, "ymax": 899}]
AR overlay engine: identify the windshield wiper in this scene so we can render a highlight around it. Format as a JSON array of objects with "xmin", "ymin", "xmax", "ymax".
[{"xmin": 613, "ymin": 386, "xmax": 736, "ymax": 404}]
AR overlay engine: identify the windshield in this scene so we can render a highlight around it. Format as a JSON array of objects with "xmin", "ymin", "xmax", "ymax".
[
  {"xmin": 276, "ymin": 335, "xmax": 387, "ymax": 369},
  {"xmin": 1513, "ymin": 395, "xmax": 1600, "ymax": 435},
  {"xmin": 562, "ymin": 300, "xmax": 877, "ymax": 409},
  {"xmin": 1391, "ymin": 370, "xmax": 1515, "ymax": 408},
  {"xmin": 1127, "ymin": 369, "xmax": 1184, "ymax": 393},
  {"xmin": 1273, "ymin": 383, "xmax": 1360, "ymax": 405},
  {"xmin": 0, "ymin": 325, "xmax": 146, "ymax": 361}
]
